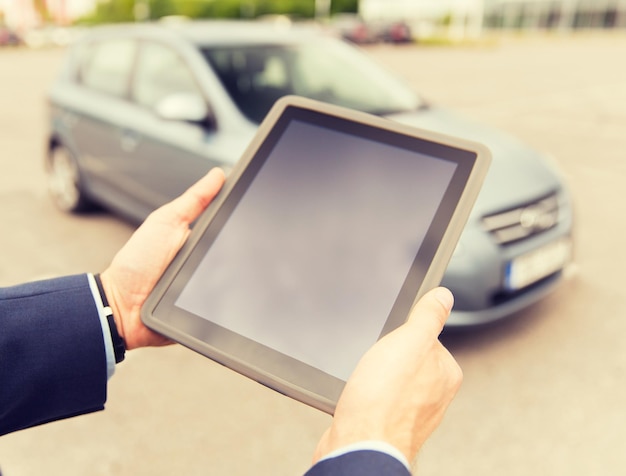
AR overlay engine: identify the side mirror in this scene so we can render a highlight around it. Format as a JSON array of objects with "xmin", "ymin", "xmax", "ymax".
[{"xmin": 155, "ymin": 92, "xmax": 210, "ymax": 124}]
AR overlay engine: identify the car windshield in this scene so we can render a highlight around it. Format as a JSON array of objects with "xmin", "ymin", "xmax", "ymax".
[{"xmin": 201, "ymin": 38, "xmax": 424, "ymax": 123}]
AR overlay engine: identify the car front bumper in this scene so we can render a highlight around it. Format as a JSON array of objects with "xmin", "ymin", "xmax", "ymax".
[{"xmin": 441, "ymin": 190, "xmax": 575, "ymax": 328}]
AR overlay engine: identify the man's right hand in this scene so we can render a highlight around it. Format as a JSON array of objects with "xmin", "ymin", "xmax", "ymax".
[{"xmin": 313, "ymin": 287, "xmax": 463, "ymax": 464}]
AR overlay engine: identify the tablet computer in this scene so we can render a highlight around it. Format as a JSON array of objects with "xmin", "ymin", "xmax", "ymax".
[{"xmin": 141, "ymin": 95, "xmax": 490, "ymax": 414}]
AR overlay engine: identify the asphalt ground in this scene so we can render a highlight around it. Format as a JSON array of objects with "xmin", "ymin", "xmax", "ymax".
[{"xmin": 0, "ymin": 32, "xmax": 625, "ymax": 475}]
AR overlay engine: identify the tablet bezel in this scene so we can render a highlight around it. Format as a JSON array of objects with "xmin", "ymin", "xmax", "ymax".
[{"xmin": 141, "ymin": 95, "xmax": 491, "ymax": 414}]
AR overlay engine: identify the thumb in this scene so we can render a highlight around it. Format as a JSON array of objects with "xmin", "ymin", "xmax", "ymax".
[
  {"xmin": 406, "ymin": 287, "xmax": 454, "ymax": 337},
  {"xmin": 156, "ymin": 167, "xmax": 226, "ymax": 226}
]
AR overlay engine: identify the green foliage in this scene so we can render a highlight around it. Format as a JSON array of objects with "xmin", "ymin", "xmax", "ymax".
[
  {"xmin": 178, "ymin": 0, "xmax": 246, "ymax": 19},
  {"xmin": 78, "ymin": 0, "xmax": 358, "ymax": 24},
  {"xmin": 330, "ymin": 0, "xmax": 357, "ymax": 15},
  {"xmin": 255, "ymin": 0, "xmax": 315, "ymax": 18},
  {"xmin": 151, "ymin": 0, "xmax": 178, "ymax": 19},
  {"xmin": 79, "ymin": 0, "xmax": 135, "ymax": 24}
]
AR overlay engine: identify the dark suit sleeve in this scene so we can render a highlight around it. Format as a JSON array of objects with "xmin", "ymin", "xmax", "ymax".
[
  {"xmin": 304, "ymin": 450, "xmax": 411, "ymax": 476},
  {"xmin": 0, "ymin": 274, "xmax": 108, "ymax": 436}
]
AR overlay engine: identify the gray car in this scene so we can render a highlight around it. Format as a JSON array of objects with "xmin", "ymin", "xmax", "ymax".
[{"xmin": 46, "ymin": 20, "xmax": 574, "ymax": 327}]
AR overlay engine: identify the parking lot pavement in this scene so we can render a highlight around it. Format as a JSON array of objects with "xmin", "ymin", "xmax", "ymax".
[{"xmin": 1, "ymin": 33, "xmax": 626, "ymax": 475}]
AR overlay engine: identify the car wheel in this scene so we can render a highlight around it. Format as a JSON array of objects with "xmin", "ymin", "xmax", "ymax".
[{"xmin": 46, "ymin": 145, "xmax": 92, "ymax": 213}]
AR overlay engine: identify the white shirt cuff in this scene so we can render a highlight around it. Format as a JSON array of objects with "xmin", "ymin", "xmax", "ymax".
[{"xmin": 87, "ymin": 273, "xmax": 116, "ymax": 379}]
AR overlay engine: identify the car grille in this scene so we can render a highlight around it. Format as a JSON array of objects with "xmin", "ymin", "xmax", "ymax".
[{"xmin": 482, "ymin": 193, "xmax": 559, "ymax": 245}]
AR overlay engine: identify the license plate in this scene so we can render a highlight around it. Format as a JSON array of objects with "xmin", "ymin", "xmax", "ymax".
[{"xmin": 505, "ymin": 237, "xmax": 571, "ymax": 291}]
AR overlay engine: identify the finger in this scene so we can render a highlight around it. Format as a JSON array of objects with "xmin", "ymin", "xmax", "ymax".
[
  {"xmin": 159, "ymin": 168, "xmax": 226, "ymax": 225},
  {"xmin": 406, "ymin": 287, "xmax": 454, "ymax": 337}
]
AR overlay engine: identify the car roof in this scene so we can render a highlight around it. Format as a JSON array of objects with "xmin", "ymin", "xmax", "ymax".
[{"xmin": 78, "ymin": 19, "xmax": 333, "ymax": 47}]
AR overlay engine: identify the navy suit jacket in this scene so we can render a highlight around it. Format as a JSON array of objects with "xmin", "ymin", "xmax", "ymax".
[
  {"xmin": 0, "ymin": 274, "xmax": 410, "ymax": 475},
  {"xmin": 0, "ymin": 275, "xmax": 107, "ymax": 436},
  {"xmin": 305, "ymin": 450, "xmax": 410, "ymax": 475}
]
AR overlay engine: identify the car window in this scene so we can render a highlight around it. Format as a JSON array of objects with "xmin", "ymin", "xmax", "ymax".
[
  {"xmin": 80, "ymin": 39, "xmax": 136, "ymax": 98},
  {"xmin": 203, "ymin": 46, "xmax": 299, "ymax": 123},
  {"xmin": 202, "ymin": 39, "xmax": 422, "ymax": 123},
  {"xmin": 257, "ymin": 56, "xmax": 289, "ymax": 89},
  {"xmin": 133, "ymin": 41, "xmax": 201, "ymax": 110}
]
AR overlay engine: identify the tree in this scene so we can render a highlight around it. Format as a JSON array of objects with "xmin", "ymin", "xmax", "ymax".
[
  {"xmin": 78, "ymin": 0, "xmax": 359, "ymax": 24},
  {"xmin": 330, "ymin": 0, "xmax": 357, "ymax": 15}
]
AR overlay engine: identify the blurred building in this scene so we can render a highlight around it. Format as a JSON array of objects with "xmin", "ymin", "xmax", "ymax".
[
  {"xmin": 485, "ymin": 0, "xmax": 626, "ymax": 30},
  {"xmin": 0, "ymin": 0, "xmax": 95, "ymax": 30},
  {"xmin": 359, "ymin": 0, "xmax": 626, "ymax": 39},
  {"xmin": 359, "ymin": 0, "xmax": 485, "ymax": 39},
  {"xmin": 0, "ymin": 0, "xmax": 95, "ymax": 47}
]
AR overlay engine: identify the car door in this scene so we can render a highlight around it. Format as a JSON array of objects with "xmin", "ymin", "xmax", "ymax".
[
  {"xmin": 69, "ymin": 37, "xmax": 140, "ymax": 205},
  {"xmin": 120, "ymin": 40, "xmax": 232, "ymax": 217}
]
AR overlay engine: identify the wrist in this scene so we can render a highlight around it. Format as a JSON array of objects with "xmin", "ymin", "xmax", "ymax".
[
  {"xmin": 98, "ymin": 270, "xmax": 123, "ymax": 336},
  {"xmin": 95, "ymin": 272, "xmax": 126, "ymax": 363}
]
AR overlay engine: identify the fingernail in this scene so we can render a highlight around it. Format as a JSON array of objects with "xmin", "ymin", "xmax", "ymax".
[{"xmin": 434, "ymin": 287, "xmax": 454, "ymax": 312}]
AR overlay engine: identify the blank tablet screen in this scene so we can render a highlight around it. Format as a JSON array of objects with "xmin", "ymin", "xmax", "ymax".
[{"xmin": 174, "ymin": 118, "xmax": 458, "ymax": 381}]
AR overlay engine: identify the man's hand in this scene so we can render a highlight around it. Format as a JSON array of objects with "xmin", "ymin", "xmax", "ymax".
[
  {"xmin": 313, "ymin": 287, "xmax": 462, "ymax": 464},
  {"xmin": 100, "ymin": 168, "xmax": 225, "ymax": 350}
]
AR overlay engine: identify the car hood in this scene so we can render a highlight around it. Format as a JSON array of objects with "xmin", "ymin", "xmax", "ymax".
[{"xmin": 386, "ymin": 106, "xmax": 564, "ymax": 218}]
